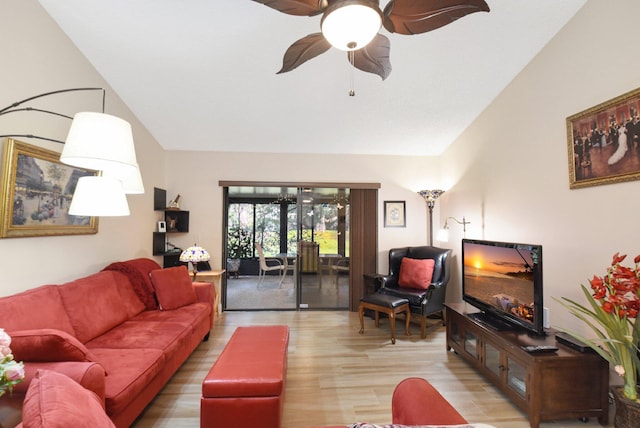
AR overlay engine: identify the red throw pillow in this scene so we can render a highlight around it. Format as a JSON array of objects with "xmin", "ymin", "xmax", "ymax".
[
  {"xmin": 149, "ymin": 266, "xmax": 197, "ymax": 310},
  {"xmin": 10, "ymin": 329, "xmax": 98, "ymax": 363},
  {"xmin": 22, "ymin": 369, "xmax": 116, "ymax": 428},
  {"xmin": 398, "ymin": 258, "xmax": 435, "ymax": 290}
]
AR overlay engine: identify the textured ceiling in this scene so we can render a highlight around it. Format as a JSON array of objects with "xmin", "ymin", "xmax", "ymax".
[{"xmin": 38, "ymin": 0, "xmax": 586, "ymax": 156}]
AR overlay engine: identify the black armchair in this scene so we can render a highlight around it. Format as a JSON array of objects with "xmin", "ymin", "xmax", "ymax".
[{"xmin": 375, "ymin": 246, "xmax": 453, "ymax": 338}]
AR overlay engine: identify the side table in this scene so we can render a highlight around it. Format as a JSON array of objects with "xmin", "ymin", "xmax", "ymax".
[{"xmin": 193, "ymin": 269, "xmax": 226, "ymax": 318}]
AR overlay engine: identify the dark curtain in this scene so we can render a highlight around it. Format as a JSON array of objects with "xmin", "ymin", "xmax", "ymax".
[{"xmin": 348, "ymin": 189, "xmax": 378, "ymax": 311}]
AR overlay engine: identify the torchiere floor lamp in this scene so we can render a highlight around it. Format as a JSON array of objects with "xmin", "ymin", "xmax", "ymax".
[{"xmin": 418, "ymin": 189, "xmax": 444, "ymax": 246}]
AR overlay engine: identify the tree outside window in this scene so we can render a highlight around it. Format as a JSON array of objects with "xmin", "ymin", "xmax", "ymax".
[{"xmin": 227, "ymin": 203, "xmax": 253, "ymax": 259}]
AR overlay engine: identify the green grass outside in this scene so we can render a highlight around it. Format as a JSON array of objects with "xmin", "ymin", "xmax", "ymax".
[{"xmin": 307, "ymin": 231, "xmax": 349, "ymax": 256}]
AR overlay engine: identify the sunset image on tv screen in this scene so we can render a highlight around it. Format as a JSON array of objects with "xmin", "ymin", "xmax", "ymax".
[{"xmin": 464, "ymin": 243, "xmax": 535, "ymax": 322}]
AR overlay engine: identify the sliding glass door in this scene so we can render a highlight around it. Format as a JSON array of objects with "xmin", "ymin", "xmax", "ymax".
[
  {"xmin": 223, "ymin": 186, "xmax": 349, "ymax": 310},
  {"xmin": 297, "ymin": 188, "xmax": 349, "ymax": 309},
  {"xmin": 225, "ymin": 187, "xmax": 296, "ymax": 310}
]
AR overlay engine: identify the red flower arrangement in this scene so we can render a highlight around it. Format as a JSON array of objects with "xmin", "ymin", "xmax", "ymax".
[
  {"xmin": 557, "ymin": 253, "xmax": 640, "ymax": 401},
  {"xmin": 589, "ymin": 253, "xmax": 640, "ymax": 319}
]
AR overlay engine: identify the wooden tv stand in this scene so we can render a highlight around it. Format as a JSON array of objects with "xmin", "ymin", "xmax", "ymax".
[{"xmin": 444, "ymin": 303, "xmax": 609, "ymax": 428}]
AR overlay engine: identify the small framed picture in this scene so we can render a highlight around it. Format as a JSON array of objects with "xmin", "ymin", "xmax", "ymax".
[
  {"xmin": 158, "ymin": 221, "xmax": 166, "ymax": 232},
  {"xmin": 384, "ymin": 201, "xmax": 406, "ymax": 228}
]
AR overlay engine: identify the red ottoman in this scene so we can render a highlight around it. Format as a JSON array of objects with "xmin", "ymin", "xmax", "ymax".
[{"xmin": 201, "ymin": 325, "xmax": 289, "ymax": 428}]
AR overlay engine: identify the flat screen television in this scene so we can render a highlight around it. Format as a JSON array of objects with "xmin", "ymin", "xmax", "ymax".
[{"xmin": 462, "ymin": 238, "xmax": 545, "ymax": 336}]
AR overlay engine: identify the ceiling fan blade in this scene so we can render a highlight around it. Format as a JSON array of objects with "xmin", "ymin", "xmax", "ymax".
[
  {"xmin": 383, "ymin": 0, "xmax": 490, "ymax": 35},
  {"xmin": 351, "ymin": 34, "xmax": 392, "ymax": 80},
  {"xmin": 277, "ymin": 33, "xmax": 332, "ymax": 74},
  {"xmin": 251, "ymin": 0, "xmax": 328, "ymax": 16}
]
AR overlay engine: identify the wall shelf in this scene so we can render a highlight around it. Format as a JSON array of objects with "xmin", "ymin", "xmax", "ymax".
[{"xmin": 153, "ymin": 188, "xmax": 189, "ymax": 267}]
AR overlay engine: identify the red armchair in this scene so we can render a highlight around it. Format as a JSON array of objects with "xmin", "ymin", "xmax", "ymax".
[
  {"xmin": 312, "ymin": 377, "xmax": 470, "ymax": 428},
  {"xmin": 391, "ymin": 377, "xmax": 467, "ymax": 425}
]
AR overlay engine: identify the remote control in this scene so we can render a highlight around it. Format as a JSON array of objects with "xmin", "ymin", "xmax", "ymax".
[{"xmin": 521, "ymin": 345, "xmax": 558, "ymax": 353}]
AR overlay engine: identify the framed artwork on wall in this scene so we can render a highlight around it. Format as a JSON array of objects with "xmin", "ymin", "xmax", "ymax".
[
  {"xmin": 567, "ymin": 87, "xmax": 640, "ymax": 189},
  {"xmin": 384, "ymin": 200, "xmax": 406, "ymax": 227},
  {"xmin": 0, "ymin": 138, "xmax": 99, "ymax": 238}
]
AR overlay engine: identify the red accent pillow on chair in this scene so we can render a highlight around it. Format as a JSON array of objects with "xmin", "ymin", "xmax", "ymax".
[{"xmin": 398, "ymin": 258, "xmax": 435, "ymax": 290}]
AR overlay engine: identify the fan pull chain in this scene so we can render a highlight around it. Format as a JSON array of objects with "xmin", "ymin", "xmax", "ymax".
[{"xmin": 348, "ymin": 50, "xmax": 355, "ymax": 97}]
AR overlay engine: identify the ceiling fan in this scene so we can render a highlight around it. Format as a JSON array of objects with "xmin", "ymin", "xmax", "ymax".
[{"xmin": 251, "ymin": 0, "xmax": 490, "ymax": 80}]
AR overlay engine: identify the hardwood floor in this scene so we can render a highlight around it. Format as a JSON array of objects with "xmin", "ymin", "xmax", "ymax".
[{"xmin": 132, "ymin": 311, "xmax": 613, "ymax": 427}]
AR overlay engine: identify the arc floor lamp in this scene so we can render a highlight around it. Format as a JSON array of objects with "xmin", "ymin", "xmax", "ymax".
[{"xmin": 0, "ymin": 88, "xmax": 143, "ymax": 216}]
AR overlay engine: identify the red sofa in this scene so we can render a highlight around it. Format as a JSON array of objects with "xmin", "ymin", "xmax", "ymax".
[{"xmin": 0, "ymin": 258, "xmax": 214, "ymax": 428}]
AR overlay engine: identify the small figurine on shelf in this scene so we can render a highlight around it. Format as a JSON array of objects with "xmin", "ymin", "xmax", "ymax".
[
  {"xmin": 167, "ymin": 216, "xmax": 178, "ymax": 232},
  {"xmin": 167, "ymin": 194, "xmax": 180, "ymax": 210}
]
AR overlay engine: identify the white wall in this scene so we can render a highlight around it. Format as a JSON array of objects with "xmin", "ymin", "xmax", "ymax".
[
  {"xmin": 440, "ymin": 0, "xmax": 640, "ymax": 334},
  {"xmin": 0, "ymin": 0, "xmax": 165, "ymax": 295}
]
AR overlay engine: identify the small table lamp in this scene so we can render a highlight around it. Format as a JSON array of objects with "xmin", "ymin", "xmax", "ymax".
[{"xmin": 180, "ymin": 244, "xmax": 211, "ymax": 280}]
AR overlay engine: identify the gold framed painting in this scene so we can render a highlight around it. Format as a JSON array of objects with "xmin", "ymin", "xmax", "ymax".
[
  {"xmin": 0, "ymin": 138, "xmax": 98, "ymax": 238},
  {"xmin": 567, "ymin": 87, "xmax": 640, "ymax": 189}
]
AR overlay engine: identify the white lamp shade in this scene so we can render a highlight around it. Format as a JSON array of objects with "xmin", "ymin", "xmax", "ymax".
[
  {"xmin": 437, "ymin": 229, "xmax": 449, "ymax": 242},
  {"xmin": 101, "ymin": 163, "xmax": 145, "ymax": 194},
  {"xmin": 321, "ymin": 2, "xmax": 381, "ymax": 51},
  {"xmin": 68, "ymin": 176, "xmax": 130, "ymax": 216},
  {"xmin": 62, "ymin": 112, "xmax": 138, "ymax": 176},
  {"xmin": 180, "ymin": 246, "xmax": 211, "ymax": 264}
]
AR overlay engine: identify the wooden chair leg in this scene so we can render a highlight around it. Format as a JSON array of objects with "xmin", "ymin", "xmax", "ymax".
[
  {"xmin": 358, "ymin": 301, "xmax": 411, "ymax": 344},
  {"xmin": 421, "ymin": 315, "xmax": 427, "ymax": 339},
  {"xmin": 389, "ymin": 311, "xmax": 397, "ymax": 344},
  {"xmin": 404, "ymin": 306, "xmax": 411, "ymax": 337}
]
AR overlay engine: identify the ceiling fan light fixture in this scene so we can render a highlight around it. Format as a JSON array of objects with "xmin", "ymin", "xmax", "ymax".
[{"xmin": 321, "ymin": 0, "xmax": 382, "ymax": 51}]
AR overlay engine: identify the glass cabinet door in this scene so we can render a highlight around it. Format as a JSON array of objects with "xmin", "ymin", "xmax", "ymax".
[
  {"xmin": 449, "ymin": 319, "xmax": 462, "ymax": 347},
  {"xmin": 484, "ymin": 340, "xmax": 502, "ymax": 378},
  {"xmin": 464, "ymin": 330, "xmax": 478, "ymax": 358},
  {"xmin": 506, "ymin": 356, "xmax": 527, "ymax": 398}
]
